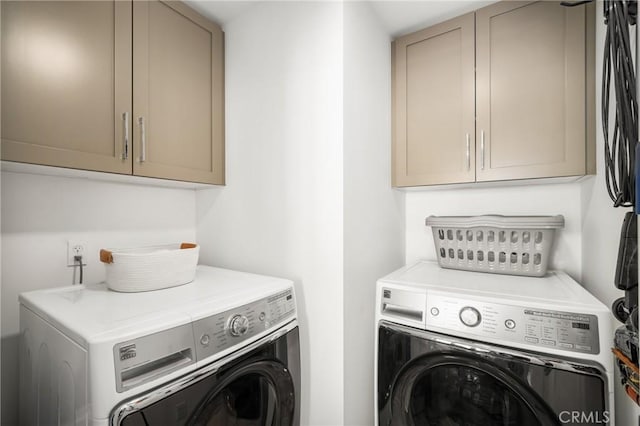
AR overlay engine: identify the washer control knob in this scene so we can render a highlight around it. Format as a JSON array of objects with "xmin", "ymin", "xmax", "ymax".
[
  {"xmin": 228, "ymin": 315, "xmax": 250, "ymax": 337},
  {"xmin": 505, "ymin": 319, "xmax": 516, "ymax": 329},
  {"xmin": 200, "ymin": 334, "xmax": 210, "ymax": 346},
  {"xmin": 459, "ymin": 307, "xmax": 481, "ymax": 327}
]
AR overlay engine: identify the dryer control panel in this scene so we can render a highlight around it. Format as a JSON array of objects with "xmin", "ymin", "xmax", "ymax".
[
  {"xmin": 192, "ymin": 289, "xmax": 295, "ymax": 362},
  {"xmin": 113, "ymin": 288, "xmax": 295, "ymax": 393},
  {"xmin": 426, "ymin": 294, "xmax": 600, "ymax": 355},
  {"xmin": 114, "ymin": 322, "xmax": 196, "ymax": 393}
]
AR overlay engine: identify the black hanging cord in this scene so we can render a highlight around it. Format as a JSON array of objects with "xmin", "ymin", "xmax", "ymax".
[
  {"xmin": 74, "ymin": 255, "xmax": 84, "ymax": 285},
  {"xmin": 602, "ymin": 0, "xmax": 638, "ymax": 209}
]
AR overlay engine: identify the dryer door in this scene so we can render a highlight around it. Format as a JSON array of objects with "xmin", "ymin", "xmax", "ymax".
[
  {"xmin": 378, "ymin": 322, "xmax": 608, "ymax": 426},
  {"xmin": 384, "ymin": 353, "xmax": 559, "ymax": 426},
  {"xmin": 116, "ymin": 325, "xmax": 300, "ymax": 426},
  {"xmin": 186, "ymin": 359, "xmax": 295, "ymax": 425}
]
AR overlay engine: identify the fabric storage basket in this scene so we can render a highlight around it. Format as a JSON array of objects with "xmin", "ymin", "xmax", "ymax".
[
  {"xmin": 425, "ymin": 215, "xmax": 564, "ymax": 277},
  {"xmin": 100, "ymin": 243, "xmax": 199, "ymax": 292}
]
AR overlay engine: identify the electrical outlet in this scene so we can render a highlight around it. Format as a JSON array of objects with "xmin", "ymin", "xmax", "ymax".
[{"xmin": 67, "ymin": 240, "xmax": 87, "ymax": 266}]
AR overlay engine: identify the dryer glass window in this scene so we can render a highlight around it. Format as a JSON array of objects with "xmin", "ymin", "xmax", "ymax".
[
  {"xmin": 120, "ymin": 361, "xmax": 295, "ymax": 426},
  {"xmin": 118, "ymin": 329, "xmax": 300, "ymax": 426},
  {"xmin": 409, "ymin": 364, "xmax": 544, "ymax": 425},
  {"xmin": 201, "ymin": 375, "xmax": 275, "ymax": 423},
  {"xmin": 376, "ymin": 324, "xmax": 585, "ymax": 426},
  {"xmin": 191, "ymin": 371, "xmax": 282, "ymax": 424},
  {"xmin": 384, "ymin": 355, "xmax": 560, "ymax": 426}
]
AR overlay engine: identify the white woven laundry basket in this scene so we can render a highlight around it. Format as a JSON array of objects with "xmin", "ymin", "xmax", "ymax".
[
  {"xmin": 100, "ymin": 243, "xmax": 199, "ymax": 292},
  {"xmin": 425, "ymin": 215, "xmax": 564, "ymax": 277}
]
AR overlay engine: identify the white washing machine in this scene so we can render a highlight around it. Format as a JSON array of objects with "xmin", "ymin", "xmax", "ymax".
[
  {"xmin": 375, "ymin": 260, "xmax": 614, "ymax": 426},
  {"xmin": 19, "ymin": 265, "xmax": 300, "ymax": 426}
]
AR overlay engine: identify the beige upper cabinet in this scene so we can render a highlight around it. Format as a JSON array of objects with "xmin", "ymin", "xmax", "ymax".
[
  {"xmin": 1, "ymin": 0, "xmax": 225, "ymax": 185},
  {"xmin": 1, "ymin": 1, "xmax": 132, "ymax": 174},
  {"xmin": 133, "ymin": 1, "xmax": 225, "ymax": 184},
  {"xmin": 392, "ymin": 0, "xmax": 595, "ymax": 187},
  {"xmin": 393, "ymin": 13, "xmax": 475, "ymax": 187},
  {"xmin": 476, "ymin": 1, "xmax": 594, "ymax": 181}
]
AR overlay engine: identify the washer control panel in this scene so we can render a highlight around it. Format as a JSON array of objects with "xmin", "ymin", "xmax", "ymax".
[
  {"xmin": 426, "ymin": 294, "xmax": 599, "ymax": 355},
  {"xmin": 192, "ymin": 288, "xmax": 295, "ymax": 362}
]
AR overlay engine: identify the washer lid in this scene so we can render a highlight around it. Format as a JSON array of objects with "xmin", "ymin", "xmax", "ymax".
[
  {"xmin": 378, "ymin": 260, "xmax": 608, "ymax": 312},
  {"xmin": 19, "ymin": 265, "xmax": 295, "ymax": 347}
]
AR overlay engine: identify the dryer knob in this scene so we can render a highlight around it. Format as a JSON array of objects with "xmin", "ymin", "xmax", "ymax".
[
  {"xmin": 200, "ymin": 334, "xmax": 211, "ymax": 346},
  {"xmin": 229, "ymin": 315, "xmax": 250, "ymax": 337},
  {"xmin": 459, "ymin": 307, "xmax": 481, "ymax": 327}
]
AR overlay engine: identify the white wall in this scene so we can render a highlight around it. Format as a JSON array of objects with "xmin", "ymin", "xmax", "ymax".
[
  {"xmin": 343, "ymin": 2, "xmax": 405, "ymax": 425},
  {"xmin": 0, "ymin": 171, "xmax": 196, "ymax": 425},
  {"xmin": 196, "ymin": 2, "xmax": 344, "ymax": 424}
]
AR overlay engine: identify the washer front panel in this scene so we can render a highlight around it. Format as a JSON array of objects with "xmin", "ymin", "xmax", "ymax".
[{"xmin": 426, "ymin": 293, "xmax": 600, "ymax": 355}]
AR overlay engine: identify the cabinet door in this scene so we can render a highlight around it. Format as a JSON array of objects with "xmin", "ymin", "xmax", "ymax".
[
  {"xmin": 1, "ymin": 1, "xmax": 132, "ymax": 174},
  {"xmin": 393, "ymin": 13, "xmax": 475, "ymax": 187},
  {"xmin": 476, "ymin": 1, "xmax": 593, "ymax": 181},
  {"xmin": 133, "ymin": 1, "xmax": 224, "ymax": 185}
]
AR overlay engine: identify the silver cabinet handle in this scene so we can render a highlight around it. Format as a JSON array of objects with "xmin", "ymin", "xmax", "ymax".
[
  {"xmin": 465, "ymin": 133, "xmax": 470, "ymax": 171},
  {"xmin": 480, "ymin": 130, "xmax": 485, "ymax": 170},
  {"xmin": 138, "ymin": 116, "xmax": 146, "ymax": 163},
  {"xmin": 122, "ymin": 112, "xmax": 129, "ymax": 160}
]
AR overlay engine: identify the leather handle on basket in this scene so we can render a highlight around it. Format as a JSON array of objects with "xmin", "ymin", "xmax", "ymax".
[
  {"xmin": 100, "ymin": 249, "xmax": 114, "ymax": 264},
  {"xmin": 180, "ymin": 243, "xmax": 197, "ymax": 249}
]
